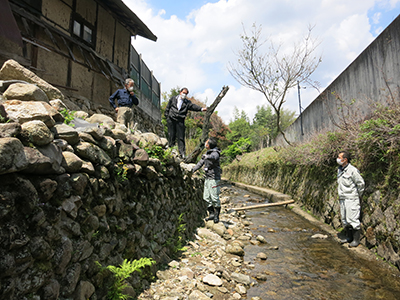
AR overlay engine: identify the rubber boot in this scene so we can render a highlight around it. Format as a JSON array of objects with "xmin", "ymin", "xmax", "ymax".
[
  {"xmin": 214, "ymin": 206, "xmax": 221, "ymax": 223},
  {"xmin": 340, "ymin": 226, "xmax": 353, "ymax": 244},
  {"xmin": 206, "ymin": 206, "xmax": 215, "ymax": 221},
  {"xmin": 349, "ymin": 229, "xmax": 361, "ymax": 247}
]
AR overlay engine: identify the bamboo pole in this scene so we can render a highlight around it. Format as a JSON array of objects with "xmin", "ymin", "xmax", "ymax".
[{"xmin": 233, "ymin": 199, "xmax": 294, "ymax": 211}]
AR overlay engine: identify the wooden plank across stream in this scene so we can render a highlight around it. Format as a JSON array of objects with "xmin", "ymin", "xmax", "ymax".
[{"xmin": 233, "ymin": 199, "xmax": 295, "ymax": 211}]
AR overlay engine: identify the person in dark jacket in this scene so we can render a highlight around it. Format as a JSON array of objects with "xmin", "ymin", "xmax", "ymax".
[
  {"xmin": 164, "ymin": 87, "xmax": 207, "ymax": 158},
  {"xmin": 109, "ymin": 78, "xmax": 139, "ymax": 130},
  {"xmin": 192, "ymin": 138, "xmax": 222, "ymax": 223}
]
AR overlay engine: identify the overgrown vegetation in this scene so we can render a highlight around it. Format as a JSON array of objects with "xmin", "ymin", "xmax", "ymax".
[
  {"xmin": 96, "ymin": 258, "xmax": 156, "ymax": 300},
  {"xmin": 144, "ymin": 144, "xmax": 174, "ymax": 164},
  {"xmin": 226, "ymin": 99, "xmax": 400, "ymax": 206},
  {"xmin": 114, "ymin": 161, "xmax": 129, "ymax": 183},
  {"xmin": 164, "ymin": 213, "xmax": 187, "ymax": 255},
  {"xmin": 60, "ymin": 108, "xmax": 76, "ymax": 126}
]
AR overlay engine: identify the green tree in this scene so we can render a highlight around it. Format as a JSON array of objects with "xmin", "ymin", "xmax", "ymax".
[{"xmin": 226, "ymin": 107, "xmax": 251, "ymax": 142}]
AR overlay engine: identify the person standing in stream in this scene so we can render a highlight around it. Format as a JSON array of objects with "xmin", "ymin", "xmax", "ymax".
[
  {"xmin": 192, "ymin": 138, "xmax": 222, "ymax": 223},
  {"xmin": 337, "ymin": 150, "xmax": 365, "ymax": 247}
]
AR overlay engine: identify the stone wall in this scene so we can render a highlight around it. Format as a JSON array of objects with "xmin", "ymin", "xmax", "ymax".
[
  {"xmin": 223, "ymin": 162, "xmax": 400, "ymax": 270},
  {"xmin": 0, "ymin": 61, "xmax": 205, "ymax": 299}
]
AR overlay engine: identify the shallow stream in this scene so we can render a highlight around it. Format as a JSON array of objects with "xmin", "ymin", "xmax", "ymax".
[{"xmin": 226, "ymin": 183, "xmax": 400, "ymax": 300}]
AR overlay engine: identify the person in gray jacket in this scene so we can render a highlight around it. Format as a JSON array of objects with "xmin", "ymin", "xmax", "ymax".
[
  {"xmin": 337, "ymin": 151, "xmax": 365, "ymax": 247},
  {"xmin": 192, "ymin": 138, "xmax": 222, "ymax": 223}
]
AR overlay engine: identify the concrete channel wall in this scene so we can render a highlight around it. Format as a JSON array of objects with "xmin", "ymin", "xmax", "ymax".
[{"xmin": 274, "ymin": 14, "xmax": 400, "ymax": 146}]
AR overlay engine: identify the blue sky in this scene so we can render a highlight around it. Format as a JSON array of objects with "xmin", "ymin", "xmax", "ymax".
[{"xmin": 125, "ymin": 0, "xmax": 400, "ymax": 123}]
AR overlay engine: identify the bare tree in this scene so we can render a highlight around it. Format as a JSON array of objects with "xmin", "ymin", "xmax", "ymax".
[{"xmin": 228, "ymin": 23, "xmax": 321, "ymax": 145}]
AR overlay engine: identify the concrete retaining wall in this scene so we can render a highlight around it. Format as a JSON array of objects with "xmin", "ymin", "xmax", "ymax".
[{"xmin": 274, "ymin": 14, "xmax": 400, "ymax": 146}]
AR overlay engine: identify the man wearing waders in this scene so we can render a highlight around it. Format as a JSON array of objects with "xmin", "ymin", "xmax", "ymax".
[
  {"xmin": 192, "ymin": 138, "xmax": 222, "ymax": 223},
  {"xmin": 337, "ymin": 151, "xmax": 365, "ymax": 247}
]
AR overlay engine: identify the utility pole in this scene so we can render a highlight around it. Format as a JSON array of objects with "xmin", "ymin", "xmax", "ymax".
[{"xmin": 297, "ymin": 81, "xmax": 304, "ymax": 136}]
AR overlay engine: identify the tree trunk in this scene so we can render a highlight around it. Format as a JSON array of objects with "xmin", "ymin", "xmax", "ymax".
[{"xmin": 184, "ymin": 86, "xmax": 230, "ymax": 163}]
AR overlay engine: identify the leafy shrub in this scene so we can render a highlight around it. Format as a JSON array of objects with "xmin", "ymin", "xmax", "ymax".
[
  {"xmin": 60, "ymin": 108, "xmax": 76, "ymax": 126},
  {"xmin": 97, "ymin": 258, "xmax": 156, "ymax": 300}
]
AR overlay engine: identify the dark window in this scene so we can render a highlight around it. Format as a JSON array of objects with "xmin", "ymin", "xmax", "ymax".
[{"xmin": 71, "ymin": 13, "xmax": 95, "ymax": 47}]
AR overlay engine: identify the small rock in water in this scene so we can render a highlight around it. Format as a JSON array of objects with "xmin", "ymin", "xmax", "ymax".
[
  {"xmin": 202, "ymin": 274, "xmax": 223, "ymax": 286},
  {"xmin": 226, "ymin": 244, "xmax": 245, "ymax": 256},
  {"xmin": 231, "ymin": 272, "xmax": 251, "ymax": 285},
  {"xmin": 235, "ymin": 284, "xmax": 247, "ymax": 294},
  {"xmin": 256, "ymin": 273, "xmax": 268, "ymax": 281},
  {"xmin": 311, "ymin": 233, "xmax": 328, "ymax": 239},
  {"xmin": 256, "ymin": 235, "xmax": 267, "ymax": 243},
  {"xmin": 266, "ymin": 245, "xmax": 279, "ymax": 250},
  {"xmin": 267, "ymin": 228, "xmax": 275, "ymax": 233},
  {"xmin": 256, "ymin": 252, "xmax": 268, "ymax": 260},
  {"xmin": 244, "ymin": 194, "xmax": 250, "ymax": 198},
  {"xmin": 251, "ymin": 297, "xmax": 262, "ymax": 300}
]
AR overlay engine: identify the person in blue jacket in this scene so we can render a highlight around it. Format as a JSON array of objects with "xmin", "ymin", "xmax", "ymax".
[
  {"xmin": 192, "ymin": 138, "xmax": 222, "ymax": 223},
  {"xmin": 109, "ymin": 78, "xmax": 139, "ymax": 130}
]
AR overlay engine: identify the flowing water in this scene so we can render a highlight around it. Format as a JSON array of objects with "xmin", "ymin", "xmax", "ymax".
[{"xmin": 225, "ymin": 183, "xmax": 400, "ymax": 300}]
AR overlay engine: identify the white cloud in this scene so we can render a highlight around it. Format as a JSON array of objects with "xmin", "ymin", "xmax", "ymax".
[{"xmin": 124, "ymin": 0, "xmax": 394, "ymax": 123}]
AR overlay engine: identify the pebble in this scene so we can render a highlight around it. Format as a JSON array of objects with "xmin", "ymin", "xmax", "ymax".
[
  {"xmin": 311, "ymin": 233, "xmax": 328, "ymax": 239},
  {"xmin": 232, "ymin": 292, "xmax": 242, "ymax": 299},
  {"xmin": 235, "ymin": 284, "xmax": 247, "ymax": 294},
  {"xmin": 256, "ymin": 252, "xmax": 268, "ymax": 260},
  {"xmin": 266, "ymin": 245, "xmax": 279, "ymax": 250},
  {"xmin": 256, "ymin": 235, "xmax": 267, "ymax": 243},
  {"xmin": 202, "ymin": 274, "xmax": 223, "ymax": 286},
  {"xmin": 256, "ymin": 273, "xmax": 268, "ymax": 281},
  {"xmin": 168, "ymin": 260, "xmax": 179, "ymax": 268}
]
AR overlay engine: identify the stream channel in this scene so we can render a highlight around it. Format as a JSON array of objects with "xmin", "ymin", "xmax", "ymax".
[{"xmin": 225, "ymin": 182, "xmax": 400, "ymax": 300}]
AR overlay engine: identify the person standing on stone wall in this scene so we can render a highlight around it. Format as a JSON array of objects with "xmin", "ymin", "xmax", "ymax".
[
  {"xmin": 192, "ymin": 138, "xmax": 222, "ymax": 223},
  {"xmin": 109, "ymin": 78, "xmax": 139, "ymax": 130},
  {"xmin": 164, "ymin": 87, "xmax": 207, "ymax": 158},
  {"xmin": 337, "ymin": 150, "xmax": 365, "ymax": 247}
]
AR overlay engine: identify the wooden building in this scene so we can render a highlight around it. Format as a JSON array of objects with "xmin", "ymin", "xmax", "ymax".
[{"xmin": 0, "ymin": 0, "xmax": 162, "ymax": 129}]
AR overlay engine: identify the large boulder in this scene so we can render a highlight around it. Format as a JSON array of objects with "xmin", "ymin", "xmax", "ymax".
[
  {"xmin": 0, "ymin": 137, "xmax": 28, "ymax": 174},
  {"xmin": 0, "ymin": 59, "xmax": 64, "ymax": 100},
  {"xmin": 0, "ymin": 122, "xmax": 21, "ymax": 138},
  {"xmin": 3, "ymin": 83, "xmax": 49, "ymax": 102},
  {"xmin": 2, "ymin": 100, "xmax": 60, "ymax": 127},
  {"xmin": 74, "ymin": 141, "xmax": 112, "ymax": 167},
  {"xmin": 86, "ymin": 114, "xmax": 115, "ymax": 129},
  {"xmin": 62, "ymin": 151, "xmax": 83, "ymax": 173},
  {"xmin": 132, "ymin": 149, "xmax": 149, "ymax": 167},
  {"xmin": 140, "ymin": 132, "xmax": 163, "ymax": 147},
  {"xmin": 20, "ymin": 120, "xmax": 53, "ymax": 146},
  {"xmin": 52, "ymin": 123, "xmax": 80, "ymax": 145},
  {"xmin": 23, "ymin": 143, "xmax": 64, "ymax": 175}
]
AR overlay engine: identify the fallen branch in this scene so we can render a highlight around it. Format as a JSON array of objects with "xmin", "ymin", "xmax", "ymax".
[{"xmin": 184, "ymin": 86, "xmax": 229, "ymax": 163}]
